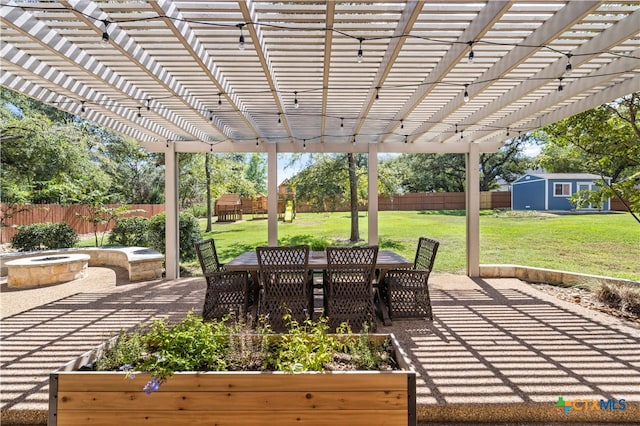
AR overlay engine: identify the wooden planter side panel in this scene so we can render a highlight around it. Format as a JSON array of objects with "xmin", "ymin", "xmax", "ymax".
[{"xmin": 52, "ymin": 372, "xmax": 414, "ymax": 426}]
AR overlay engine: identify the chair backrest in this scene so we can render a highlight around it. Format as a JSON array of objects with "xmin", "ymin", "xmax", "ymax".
[
  {"xmin": 414, "ymin": 237, "xmax": 439, "ymax": 271},
  {"xmin": 325, "ymin": 245, "xmax": 379, "ymax": 296},
  {"xmin": 195, "ymin": 239, "xmax": 224, "ymax": 274},
  {"xmin": 256, "ymin": 245, "xmax": 311, "ymax": 329}
]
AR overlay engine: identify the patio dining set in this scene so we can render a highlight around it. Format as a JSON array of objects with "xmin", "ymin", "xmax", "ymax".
[{"xmin": 195, "ymin": 237, "xmax": 439, "ymax": 331}]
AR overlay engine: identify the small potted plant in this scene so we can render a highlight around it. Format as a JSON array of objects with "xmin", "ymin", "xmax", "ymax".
[{"xmin": 50, "ymin": 312, "xmax": 416, "ymax": 425}]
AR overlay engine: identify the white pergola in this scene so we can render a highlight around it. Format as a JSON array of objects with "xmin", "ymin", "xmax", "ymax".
[{"xmin": 2, "ymin": 1, "xmax": 639, "ymax": 279}]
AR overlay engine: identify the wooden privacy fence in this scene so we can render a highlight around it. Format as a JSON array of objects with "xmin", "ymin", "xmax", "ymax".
[{"xmin": 0, "ymin": 204, "xmax": 165, "ymax": 243}]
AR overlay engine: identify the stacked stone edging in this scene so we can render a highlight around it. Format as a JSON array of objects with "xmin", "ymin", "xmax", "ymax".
[{"xmin": 480, "ymin": 264, "xmax": 639, "ymax": 286}]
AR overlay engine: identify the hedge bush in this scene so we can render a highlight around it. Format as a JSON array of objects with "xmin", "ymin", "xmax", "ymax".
[
  {"xmin": 147, "ymin": 212, "xmax": 202, "ymax": 261},
  {"xmin": 11, "ymin": 222, "xmax": 78, "ymax": 251},
  {"xmin": 108, "ymin": 216, "xmax": 150, "ymax": 247}
]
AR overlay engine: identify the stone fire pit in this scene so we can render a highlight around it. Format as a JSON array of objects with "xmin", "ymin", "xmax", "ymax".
[{"xmin": 5, "ymin": 254, "xmax": 90, "ymax": 289}]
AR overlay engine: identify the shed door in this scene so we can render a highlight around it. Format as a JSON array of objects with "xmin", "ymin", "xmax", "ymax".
[{"xmin": 577, "ymin": 182, "xmax": 594, "ymax": 209}]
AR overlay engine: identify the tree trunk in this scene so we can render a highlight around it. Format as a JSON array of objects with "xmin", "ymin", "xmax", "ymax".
[
  {"xmin": 347, "ymin": 153, "xmax": 359, "ymax": 242},
  {"xmin": 205, "ymin": 153, "xmax": 212, "ymax": 232}
]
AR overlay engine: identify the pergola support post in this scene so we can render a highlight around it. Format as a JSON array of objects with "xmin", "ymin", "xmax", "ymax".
[
  {"xmin": 165, "ymin": 143, "xmax": 180, "ymax": 279},
  {"xmin": 466, "ymin": 141, "xmax": 481, "ymax": 277},
  {"xmin": 368, "ymin": 144, "xmax": 379, "ymax": 245},
  {"xmin": 267, "ymin": 143, "xmax": 278, "ymax": 246}
]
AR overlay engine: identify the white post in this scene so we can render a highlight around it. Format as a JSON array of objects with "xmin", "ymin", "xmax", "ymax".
[
  {"xmin": 466, "ymin": 142, "xmax": 481, "ymax": 277},
  {"xmin": 267, "ymin": 143, "xmax": 278, "ymax": 246},
  {"xmin": 368, "ymin": 144, "xmax": 379, "ymax": 245},
  {"xmin": 164, "ymin": 142, "xmax": 180, "ymax": 279}
]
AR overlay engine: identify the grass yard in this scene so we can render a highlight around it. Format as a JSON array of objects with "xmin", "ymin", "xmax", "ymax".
[{"xmin": 201, "ymin": 210, "xmax": 639, "ymax": 281}]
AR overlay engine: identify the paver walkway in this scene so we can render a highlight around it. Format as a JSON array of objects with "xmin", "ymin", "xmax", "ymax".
[{"xmin": 1, "ymin": 269, "xmax": 639, "ymax": 425}]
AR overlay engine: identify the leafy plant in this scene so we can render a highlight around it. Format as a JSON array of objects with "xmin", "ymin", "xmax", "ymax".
[
  {"xmin": 108, "ymin": 216, "xmax": 149, "ymax": 246},
  {"xmin": 148, "ymin": 211, "xmax": 202, "ymax": 261},
  {"xmin": 95, "ymin": 312, "xmax": 395, "ymax": 395},
  {"xmin": 11, "ymin": 222, "xmax": 78, "ymax": 251}
]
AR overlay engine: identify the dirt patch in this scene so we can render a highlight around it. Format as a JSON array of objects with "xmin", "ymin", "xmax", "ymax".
[{"xmin": 528, "ymin": 282, "xmax": 640, "ymax": 329}]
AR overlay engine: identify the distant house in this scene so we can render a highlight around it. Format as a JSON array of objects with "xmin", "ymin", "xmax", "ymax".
[{"xmin": 512, "ymin": 173, "xmax": 610, "ymax": 211}]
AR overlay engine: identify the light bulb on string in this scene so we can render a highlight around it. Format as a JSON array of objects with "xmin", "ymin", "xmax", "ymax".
[
  {"xmin": 237, "ymin": 24, "xmax": 245, "ymax": 50},
  {"xmin": 404, "ymin": 135, "xmax": 408, "ymax": 144},
  {"xmin": 146, "ymin": 98, "xmax": 151, "ymax": 111},
  {"xmin": 400, "ymin": 119, "xmax": 404, "ymax": 129},
  {"xmin": 80, "ymin": 101, "xmax": 86, "ymax": 113},
  {"xmin": 467, "ymin": 41, "xmax": 474, "ymax": 62},
  {"xmin": 137, "ymin": 107, "xmax": 142, "ymax": 118},
  {"xmin": 557, "ymin": 77, "xmax": 564, "ymax": 92},
  {"xmin": 277, "ymin": 113, "xmax": 282, "ymax": 124},
  {"xmin": 209, "ymin": 110, "xmax": 214, "ymax": 122},
  {"xmin": 374, "ymin": 87, "xmax": 380, "ymax": 103},
  {"xmin": 217, "ymin": 93, "xmax": 222, "ymax": 108},
  {"xmin": 506, "ymin": 127, "xmax": 510, "ymax": 137},
  {"xmin": 294, "ymin": 91, "xmax": 299, "ymax": 109},
  {"xmin": 357, "ymin": 38, "xmax": 364, "ymax": 63},
  {"xmin": 463, "ymin": 84, "xmax": 470, "ymax": 102},
  {"xmin": 565, "ymin": 53, "xmax": 573, "ymax": 74},
  {"xmin": 100, "ymin": 20, "xmax": 110, "ymax": 46},
  {"xmin": 340, "ymin": 117, "xmax": 344, "ymax": 128},
  {"xmin": 256, "ymin": 138, "xmax": 259, "ymax": 147},
  {"xmin": 303, "ymin": 139, "xmax": 306, "ymax": 150}
]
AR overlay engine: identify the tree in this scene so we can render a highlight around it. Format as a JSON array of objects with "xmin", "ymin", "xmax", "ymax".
[
  {"xmin": 538, "ymin": 93, "xmax": 640, "ymax": 221},
  {"xmin": 479, "ymin": 134, "xmax": 534, "ymax": 191},
  {"xmin": 245, "ymin": 153, "xmax": 267, "ymax": 194}
]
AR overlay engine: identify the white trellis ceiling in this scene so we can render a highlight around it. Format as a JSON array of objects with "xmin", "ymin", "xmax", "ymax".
[{"xmin": 2, "ymin": 0, "xmax": 639, "ymax": 155}]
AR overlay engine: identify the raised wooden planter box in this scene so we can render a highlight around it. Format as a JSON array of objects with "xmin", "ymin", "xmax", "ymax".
[{"xmin": 49, "ymin": 334, "xmax": 416, "ymax": 426}]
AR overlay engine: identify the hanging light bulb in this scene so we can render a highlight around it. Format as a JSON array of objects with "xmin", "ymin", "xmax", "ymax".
[
  {"xmin": 404, "ymin": 135, "xmax": 408, "ymax": 144},
  {"xmin": 374, "ymin": 87, "xmax": 380, "ymax": 103},
  {"xmin": 277, "ymin": 113, "xmax": 282, "ymax": 124},
  {"xmin": 237, "ymin": 24, "xmax": 245, "ymax": 50},
  {"xmin": 467, "ymin": 41, "xmax": 474, "ymax": 62},
  {"xmin": 455, "ymin": 124, "xmax": 458, "ymax": 134},
  {"xmin": 209, "ymin": 110, "xmax": 214, "ymax": 122},
  {"xmin": 100, "ymin": 20, "xmax": 110, "ymax": 46},
  {"xmin": 146, "ymin": 98, "xmax": 151, "ymax": 111},
  {"xmin": 340, "ymin": 117, "xmax": 344, "ymax": 128},
  {"xmin": 217, "ymin": 93, "xmax": 222, "ymax": 108},
  {"xmin": 303, "ymin": 139, "xmax": 306, "ymax": 150},
  {"xmin": 137, "ymin": 107, "xmax": 142, "ymax": 118},
  {"xmin": 352, "ymin": 135, "xmax": 356, "ymax": 144},
  {"xmin": 357, "ymin": 38, "xmax": 364, "ymax": 63},
  {"xmin": 400, "ymin": 119, "xmax": 404, "ymax": 129},
  {"xmin": 256, "ymin": 138, "xmax": 259, "ymax": 147},
  {"xmin": 80, "ymin": 101, "xmax": 86, "ymax": 113},
  {"xmin": 557, "ymin": 77, "xmax": 564, "ymax": 92},
  {"xmin": 506, "ymin": 127, "xmax": 510, "ymax": 137},
  {"xmin": 565, "ymin": 53, "xmax": 573, "ymax": 74},
  {"xmin": 294, "ymin": 91, "xmax": 299, "ymax": 109},
  {"xmin": 463, "ymin": 84, "xmax": 470, "ymax": 102}
]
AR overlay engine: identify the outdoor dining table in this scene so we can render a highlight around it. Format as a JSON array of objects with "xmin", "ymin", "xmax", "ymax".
[{"xmin": 225, "ymin": 250, "xmax": 412, "ymax": 326}]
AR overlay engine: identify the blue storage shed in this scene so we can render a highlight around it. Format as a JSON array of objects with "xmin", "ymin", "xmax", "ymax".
[{"xmin": 512, "ymin": 173, "xmax": 610, "ymax": 211}]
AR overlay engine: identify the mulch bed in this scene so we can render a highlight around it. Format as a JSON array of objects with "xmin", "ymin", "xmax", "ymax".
[{"xmin": 528, "ymin": 282, "xmax": 640, "ymax": 329}]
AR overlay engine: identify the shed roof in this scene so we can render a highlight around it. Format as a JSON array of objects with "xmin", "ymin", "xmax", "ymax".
[
  {"xmin": 2, "ymin": 1, "xmax": 639, "ymax": 155},
  {"xmin": 526, "ymin": 172, "xmax": 608, "ymax": 180}
]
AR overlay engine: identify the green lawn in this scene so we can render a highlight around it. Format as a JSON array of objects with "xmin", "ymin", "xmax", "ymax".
[{"xmin": 201, "ymin": 210, "xmax": 640, "ymax": 281}]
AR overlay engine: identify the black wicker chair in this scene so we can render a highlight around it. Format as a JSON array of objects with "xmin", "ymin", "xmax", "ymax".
[
  {"xmin": 195, "ymin": 239, "xmax": 251, "ymax": 321},
  {"xmin": 256, "ymin": 245, "xmax": 312, "ymax": 331},
  {"xmin": 384, "ymin": 237, "xmax": 439, "ymax": 320},
  {"xmin": 323, "ymin": 245, "xmax": 379, "ymax": 332}
]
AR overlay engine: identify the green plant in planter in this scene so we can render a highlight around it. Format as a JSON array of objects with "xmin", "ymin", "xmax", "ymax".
[{"xmin": 95, "ymin": 311, "xmax": 394, "ymax": 395}]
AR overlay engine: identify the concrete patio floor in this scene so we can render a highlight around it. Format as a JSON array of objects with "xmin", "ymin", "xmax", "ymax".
[{"xmin": 1, "ymin": 267, "xmax": 639, "ymax": 425}]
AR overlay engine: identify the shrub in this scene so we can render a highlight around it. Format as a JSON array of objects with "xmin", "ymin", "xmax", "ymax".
[
  {"xmin": 619, "ymin": 285, "xmax": 640, "ymax": 316},
  {"xmin": 147, "ymin": 212, "xmax": 202, "ymax": 261},
  {"xmin": 108, "ymin": 216, "xmax": 149, "ymax": 247},
  {"xmin": 593, "ymin": 282, "xmax": 623, "ymax": 308},
  {"xmin": 11, "ymin": 222, "xmax": 78, "ymax": 251}
]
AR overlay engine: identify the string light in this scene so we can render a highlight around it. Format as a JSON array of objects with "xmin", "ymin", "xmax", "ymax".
[
  {"xmin": 463, "ymin": 84, "xmax": 470, "ymax": 102},
  {"xmin": 277, "ymin": 113, "xmax": 282, "ymax": 124},
  {"xmin": 303, "ymin": 139, "xmax": 306, "ymax": 150},
  {"xmin": 80, "ymin": 101, "xmax": 85, "ymax": 113},
  {"xmin": 357, "ymin": 38, "xmax": 364, "ymax": 63},
  {"xmin": 237, "ymin": 23, "xmax": 245, "ymax": 50},
  {"xmin": 352, "ymin": 135, "xmax": 356, "ymax": 143},
  {"xmin": 217, "ymin": 93, "xmax": 222, "ymax": 108},
  {"xmin": 294, "ymin": 91, "xmax": 299, "ymax": 109},
  {"xmin": 256, "ymin": 138, "xmax": 259, "ymax": 147},
  {"xmin": 467, "ymin": 41, "xmax": 474, "ymax": 62},
  {"xmin": 455, "ymin": 124, "xmax": 458, "ymax": 134},
  {"xmin": 400, "ymin": 119, "xmax": 404, "ymax": 129},
  {"xmin": 374, "ymin": 87, "xmax": 380, "ymax": 103},
  {"xmin": 340, "ymin": 117, "xmax": 344, "ymax": 128},
  {"xmin": 137, "ymin": 106, "xmax": 142, "ymax": 118},
  {"xmin": 557, "ymin": 77, "xmax": 564, "ymax": 92},
  {"xmin": 146, "ymin": 98, "xmax": 151, "ymax": 111},
  {"xmin": 506, "ymin": 127, "xmax": 510, "ymax": 137},
  {"xmin": 404, "ymin": 135, "xmax": 408, "ymax": 144},
  {"xmin": 100, "ymin": 20, "xmax": 110, "ymax": 46},
  {"xmin": 565, "ymin": 53, "xmax": 573, "ymax": 73},
  {"xmin": 209, "ymin": 110, "xmax": 214, "ymax": 121}
]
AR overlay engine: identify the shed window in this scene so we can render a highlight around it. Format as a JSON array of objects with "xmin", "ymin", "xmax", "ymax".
[{"xmin": 554, "ymin": 183, "xmax": 571, "ymax": 196}]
